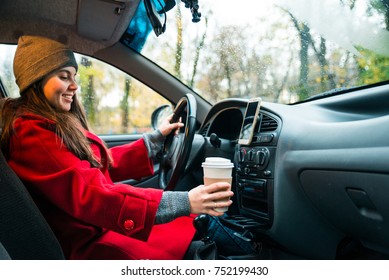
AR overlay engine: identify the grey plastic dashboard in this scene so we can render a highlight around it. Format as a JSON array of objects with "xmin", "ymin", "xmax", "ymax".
[{"xmin": 200, "ymin": 83, "xmax": 389, "ymax": 259}]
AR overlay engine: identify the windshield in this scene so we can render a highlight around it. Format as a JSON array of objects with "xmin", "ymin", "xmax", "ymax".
[{"xmin": 123, "ymin": 0, "xmax": 389, "ymax": 104}]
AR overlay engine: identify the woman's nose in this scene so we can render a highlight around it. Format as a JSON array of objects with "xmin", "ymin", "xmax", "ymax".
[{"xmin": 69, "ymin": 80, "xmax": 78, "ymax": 91}]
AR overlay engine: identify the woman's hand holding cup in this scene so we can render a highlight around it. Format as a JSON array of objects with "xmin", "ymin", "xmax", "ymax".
[
  {"xmin": 188, "ymin": 157, "xmax": 234, "ymax": 216},
  {"xmin": 188, "ymin": 182, "xmax": 233, "ymax": 216}
]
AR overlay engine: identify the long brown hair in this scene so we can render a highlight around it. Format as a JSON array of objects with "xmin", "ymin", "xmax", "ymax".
[{"xmin": 1, "ymin": 82, "xmax": 103, "ymax": 168}]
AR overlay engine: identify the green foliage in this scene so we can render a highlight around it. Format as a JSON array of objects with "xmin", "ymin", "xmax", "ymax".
[{"xmin": 356, "ymin": 48, "xmax": 389, "ymax": 85}]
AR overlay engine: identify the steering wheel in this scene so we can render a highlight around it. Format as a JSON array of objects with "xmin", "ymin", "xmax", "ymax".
[{"xmin": 159, "ymin": 94, "xmax": 197, "ymax": 190}]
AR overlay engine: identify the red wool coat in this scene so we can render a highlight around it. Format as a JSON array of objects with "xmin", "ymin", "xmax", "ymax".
[{"xmin": 7, "ymin": 113, "xmax": 196, "ymax": 259}]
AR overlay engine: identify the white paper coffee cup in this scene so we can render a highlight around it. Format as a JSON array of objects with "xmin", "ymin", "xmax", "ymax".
[{"xmin": 202, "ymin": 157, "xmax": 234, "ymax": 212}]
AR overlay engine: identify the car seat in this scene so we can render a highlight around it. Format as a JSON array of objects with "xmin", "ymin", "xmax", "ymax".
[
  {"xmin": 0, "ymin": 81, "xmax": 63, "ymax": 259},
  {"xmin": 0, "ymin": 148, "xmax": 65, "ymax": 259}
]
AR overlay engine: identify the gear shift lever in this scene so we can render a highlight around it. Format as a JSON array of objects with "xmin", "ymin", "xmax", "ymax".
[
  {"xmin": 193, "ymin": 214, "xmax": 211, "ymax": 244},
  {"xmin": 192, "ymin": 214, "xmax": 218, "ymax": 259}
]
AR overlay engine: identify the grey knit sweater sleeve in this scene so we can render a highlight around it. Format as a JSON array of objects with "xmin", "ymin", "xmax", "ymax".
[
  {"xmin": 155, "ymin": 191, "xmax": 191, "ymax": 224},
  {"xmin": 143, "ymin": 130, "xmax": 165, "ymax": 159},
  {"xmin": 143, "ymin": 131, "xmax": 191, "ymax": 224}
]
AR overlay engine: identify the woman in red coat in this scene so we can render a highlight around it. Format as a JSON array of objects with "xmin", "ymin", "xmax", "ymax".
[{"xmin": 0, "ymin": 35, "xmax": 236, "ymax": 259}]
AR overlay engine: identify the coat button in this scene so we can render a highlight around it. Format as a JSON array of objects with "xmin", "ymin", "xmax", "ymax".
[{"xmin": 124, "ymin": 219, "xmax": 135, "ymax": 230}]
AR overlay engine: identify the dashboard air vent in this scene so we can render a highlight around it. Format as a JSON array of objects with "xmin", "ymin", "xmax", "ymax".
[
  {"xmin": 260, "ymin": 114, "xmax": 278, "ymax": 132},
  {"xmin": 201, "ymin": 123, "xmax": 210, "ymax": 137}
]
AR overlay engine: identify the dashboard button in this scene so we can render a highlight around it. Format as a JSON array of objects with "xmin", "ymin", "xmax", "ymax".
[
  {"xmin": 248, "ymin": 150, "xmax": 255, "ymax": 161},
  {"xmin": 239, "ymin": 148, "xmax": 247, "ymax": 162},
  {"xmin": 255, "ymin": 151, "xmax": 266, "ymax": 165},
  {"xmin": 263, "ymin": 170, "xmax": 272, "ymax": 177},
  {"xmin": 260, "ymin": 134, "xmax": 274, "ymax": 143}
]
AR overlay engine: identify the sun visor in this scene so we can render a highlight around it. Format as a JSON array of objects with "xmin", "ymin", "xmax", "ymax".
[{"xmin": 77, "ymin": 0, "xmax": 140, "ymax": 43}]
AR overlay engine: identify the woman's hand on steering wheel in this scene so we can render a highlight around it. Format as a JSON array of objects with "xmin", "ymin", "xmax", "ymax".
[{"xmin": 158, "ymin": 114, "xmax": 184, "ymax": 137}]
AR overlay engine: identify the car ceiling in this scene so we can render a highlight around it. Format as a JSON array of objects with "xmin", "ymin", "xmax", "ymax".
[{"xmin": 0, "ymin": 0, "xmax": 141, "ymax": 55}]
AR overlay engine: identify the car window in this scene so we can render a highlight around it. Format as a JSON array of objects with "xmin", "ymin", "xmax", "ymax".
[
  {"xmin": 0, "ymin": 45, "xmax": 171, "ymax": 135},
  {"xmin": 0, "ymin": 45, "xmax": 18, "ymax": 98}
]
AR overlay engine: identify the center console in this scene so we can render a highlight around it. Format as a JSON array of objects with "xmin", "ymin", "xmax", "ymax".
[{"xmin": 222, "ymin": 112, "xmax": 280, "ymax": 232}]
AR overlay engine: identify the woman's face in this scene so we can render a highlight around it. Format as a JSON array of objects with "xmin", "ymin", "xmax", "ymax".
[{"xmin": 41, "ymin": 66, "xmax": 78, "ymax": 112}]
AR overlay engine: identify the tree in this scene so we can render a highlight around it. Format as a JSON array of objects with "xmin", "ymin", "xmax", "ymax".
[
  {"xmin": 189, "ymin": 17, "xmax": 208, "ymax": 88},
  {"xmin": 79, "ymin": 57, "xmax": 97, "ymax": 125},
  {"xmin": 174, "ymin": 4, "xmax": 183, "ymax": 80},
  {"xmin": 355, "ymin": 0, "xmax": 389, "ymax": 86},
  {"xmin": 121, "ymin": 77, "xmax": 131, "ymax": 133},
  {"xmin": 371, "ymin": 0, "xmax": 389, "ymax": 30},
  {"xmin": 203, "ymin": 25, "xmax": 255, "ymax": 100},
  {"xmin": 288, "ymin": 12, "xmax": 310, "ymax": 100}
]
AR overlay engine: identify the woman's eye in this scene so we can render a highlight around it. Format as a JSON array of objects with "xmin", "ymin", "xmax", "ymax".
[{"xmin": 59, "ymin": 76, "xmax": 69, "ymax": 80}]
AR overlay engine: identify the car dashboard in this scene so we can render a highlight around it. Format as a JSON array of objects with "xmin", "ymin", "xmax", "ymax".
[{"xmin": 197, "ymin": 83, "xmax": 389, "ymax": 259}]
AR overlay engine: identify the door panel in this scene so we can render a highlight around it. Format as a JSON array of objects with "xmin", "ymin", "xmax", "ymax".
[{"xmin": 100, "ymin": 134, "xmax": 161, "ymax": 189}]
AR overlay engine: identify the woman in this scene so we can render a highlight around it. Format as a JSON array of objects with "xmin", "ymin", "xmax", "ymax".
[{"xmin": 1, "ymin": 35, "xmax": 255, "ymax": 259}]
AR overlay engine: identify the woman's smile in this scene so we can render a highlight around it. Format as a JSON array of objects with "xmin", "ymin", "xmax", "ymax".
[
  {"xmin": 42, "ymin": 66, "xmax": 78, "ymax": 112},
  {"xmin": 62, "ymin": 93, "xmax": 74, "ymax": 103}
]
